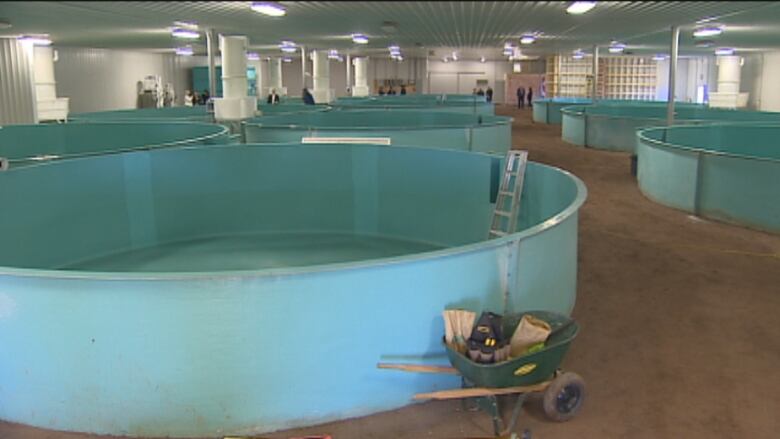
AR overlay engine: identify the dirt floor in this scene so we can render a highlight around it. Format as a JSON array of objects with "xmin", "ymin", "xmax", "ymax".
[{"xmin": 3, "ymin": 105, "xmax": 779, "ymax": 439}]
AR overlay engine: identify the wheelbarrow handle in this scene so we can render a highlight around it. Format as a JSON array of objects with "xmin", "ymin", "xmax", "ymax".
[{"xmin": 376, "ymin": 363, "xmax": 460, "ymax": 375}]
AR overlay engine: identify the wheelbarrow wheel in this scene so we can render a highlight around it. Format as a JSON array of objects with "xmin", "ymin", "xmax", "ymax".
[{"xmin": 542, "ymin": 372, "xmax": 585, "ymax": 422}]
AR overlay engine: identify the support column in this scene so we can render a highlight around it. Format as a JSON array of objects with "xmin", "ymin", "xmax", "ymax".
[
  {"xmin": 592, "ymin": 46, "xmax": 599, "ymax": 101},
  {"xmin": 312, "ymin": 50, "xmax": 333, "ymax": 103},
  {"xmin": 300, "ymin": 45, "xmax": 307, "ymax": 90},
  {"xmin": 213, "ymin": 35, "xmax": 257, "ymax": 121},
  {"xmin": 667, "ymin": 25, "xmax": 680, "ymax": 125},
  {"xmin": 346, "ymin": 54, "xmax": 352, "ymax": 95},
  {"xmin": 33, "ymin": 46, "xmax": 68, "ymax": 121},
  {"xmin": 352, "ymin": 57, "xmax": 370, "ymax": 96},
  {"xmin": 0, "ymin": 38, "xmax": 37, "ymax": 125},
  {"xmin": 268, "ymin": 58, "xmax": 285, "ymax": 96},
  {"xmin": 206, "ymin": 29, "xmax": 217, "ymax": 99}
]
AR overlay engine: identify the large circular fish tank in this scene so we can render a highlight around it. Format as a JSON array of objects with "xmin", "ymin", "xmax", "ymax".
[
  {"xmin": 243, "ymin": 111, "xmax": 511, "ymax": 153},
  {"xmin": 637, "ymin": 124, "xmax": 780, "ymax": 233},
  {"xmin": 561, "ymin": 104, "xmax": 780, "ymax": 152},
  {"xmin": 532, "ymin": 98, "xmax": 703, "ymax": 125},
  {"xmin": 0, "ymin": 121, "xmax": 228, "ymax": 167},
  {"xmin": 334, "ymin": 94, "xmax": 494, "ymax": 115},
  {"xmin": 0, "ymin": 143, "xmax": 586, "ymax": 437},
  {"xmin": 69, "ymin": 103, "xmax": 327, "ymax": 122}
]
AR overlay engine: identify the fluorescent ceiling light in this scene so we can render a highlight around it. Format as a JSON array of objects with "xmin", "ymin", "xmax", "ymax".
[
  {"xmin": 352, "ymin": 33, "xmax": 369, "ymax": 44},
  {"xmin": 567, "ymin": 1, "xmax": 596, "ymax": 15},
  {"xmin": 572, "ymin": 53, "xmax": 584, "ymax": 60},
  {"xmin": 652, "ymin": 54, "xmax": 666, "ymax": 61},
  {"xmin": 171, "ymin": 28, "xmax": 199, "ymax": 39},
  {"xmin": 18, "ymin": 35, "xmax": 52, "ymax": 46},
  {"xmin": 251, "ymin": 2, "xmax": 286, "ymax": 17},
  {"xmin": 282, "ymin": 57, "xmax": 292, "ymax": 63},
  {"xmin": 480, "ymin": 56, "xmax": 486, "ymax": 63},
  {"xmin": 175, "ymin": 46, "xmax": 194, "ymax": 56},
  {"xmin": 504, "ymin": 42, "xmax": 515, "ymax": 49},
  {"xmin": 279, "ymin": 41, "xmax": 297, "ymax": 53},
  {"xmin": 693, "ymin": 26, "xmax": 722, "ymax": 38},
  {"xmin": 715, "ymin": 47, "xmax": 735, "ymax": 56},
  {"xmin": 520, "ymin": 35, "xmax": 536, "ymax": 44},
  {"xmin": 696, "ymin": 40, "xmax": 715, "ymax": 48},
  {"xmin": 608, "ymin": 43, "xmax": 626, "ymax": 53},
  {"xmin": 388, "ymin": 45, "xmax": 400, "ymax": 51},
  {"xmin": 247, "ymin": 52, "xmax": 260, "ymax": 61},
  {"xmin": 451, "ymin": 52, "xmax": 458, "ymax": 61}
]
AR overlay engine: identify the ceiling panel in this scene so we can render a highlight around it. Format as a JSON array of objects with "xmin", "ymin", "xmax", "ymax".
[{"xmin": 0, "ymin": 1, "xmax": 778, "ymax": 60}]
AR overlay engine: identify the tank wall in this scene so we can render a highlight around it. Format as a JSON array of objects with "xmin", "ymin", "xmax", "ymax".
[
  {"xmin": 0, "ymin": 123, "xmax": 229, "ymax": 163},
  {"xmin": 0, "ymin": 146, "xmax": 577, "ymax": 269},
  {"xmin": 637, "ymin": 127, "xmax": 780, "ymax": 232},
  {"xmin": 561, "ymin": 109, "xmax": 586, "ymax": 146}
]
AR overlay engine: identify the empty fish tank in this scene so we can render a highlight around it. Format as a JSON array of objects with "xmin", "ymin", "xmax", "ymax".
[{"xmin": 0, "ymin": 143, "xmax": 586, "ymax": 437}]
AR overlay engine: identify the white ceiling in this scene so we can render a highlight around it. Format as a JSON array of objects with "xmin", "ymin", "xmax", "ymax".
[{"xmin": 0, "ymin": 1, "xmax": 779, "ymax": 60}]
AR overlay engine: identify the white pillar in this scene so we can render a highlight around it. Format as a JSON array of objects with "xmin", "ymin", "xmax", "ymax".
[
  {"xmin": 301, "ymin": 46, "xmax": 307, "ymax": 90},
  {"xmin": 311, "ymin": 50, "xmax": 333, "ymax": 103},
  {"xmin": 33, "ymin": 46, "xmax": 68, "ymax": 121},
  {"xmin": 213, "ymin": 35, "xmax": 257, "ymax": 121},
  {"xmin": 206, "ymin": 29, "xmax": 217, "ymax": 98},
  {"xmin": 352, "ymin": 57, "xmax": 370, "ymax": 96},
  {"xmin": 346, "ymin": 54, "xmax": 352, "ymax": 95},
  {"xmin": 268, "ymin": 58, "xmax": 285, "ymax": 96}
]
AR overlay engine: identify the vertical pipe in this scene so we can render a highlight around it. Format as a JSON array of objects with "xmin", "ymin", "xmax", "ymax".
[
  {"xmin": 592, "ymin": 45, "xmax": 599, "ymax": 101},
  {"xmin": 300, "ymin": 46, "xmax": 307, "ymax": 90},
  {"xmin": 206, "ymin": 29, "xmax": 217, "ymax": 98},
  {"xmin": 667, "ymin": 25, "xmax": 680, "ymax": 125},
  {"xmin": 346, "ymin": 54, "xmax": 352, "ymax": 94}
]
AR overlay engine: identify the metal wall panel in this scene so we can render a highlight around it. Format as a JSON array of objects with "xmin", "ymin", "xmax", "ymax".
[{"xmin": 0, "ymin": 38, "xmax": 37, "ymax": 125}]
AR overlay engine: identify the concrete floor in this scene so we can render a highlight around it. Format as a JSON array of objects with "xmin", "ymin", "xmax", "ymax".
[{"xmin": 2, "ymin": 106, "xmax": 779, "ymax": 439}]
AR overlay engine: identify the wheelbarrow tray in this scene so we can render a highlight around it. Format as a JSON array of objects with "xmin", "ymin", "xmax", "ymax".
[{"xmin": 444, "ymin": 310, "xmax": 578, "ymax": 388}]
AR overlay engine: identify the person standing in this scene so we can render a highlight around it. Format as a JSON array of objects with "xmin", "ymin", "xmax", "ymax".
[
  {"xmin": 400, "ymin": 85, "xmax": 407, "ymax": 95},
  {"xmin": 517, "ymin": 86, "xmax": 525, "ymax": 109},
  {"xmin": 527, "ymin": 86, "xmax": 533, "ymax": 107},
  {"xmin": 476, "ymin": 88, "xmax": 485, "ymax": 97},
  {"xmin": 302, "ymin": 88, "xmax": 316, "ymax": 105},
  {"xmin": 184, "ymin": 90, "xmax": 195, "ymax": 107},
  {"xmin": 486, "ymin": 86, "xmax": 493, "ymax": 103},
  {"xmin": 378, "ymin": 86, "xmax": 386, "ymax": 96},
  {"xmin": 267, "ymin": 88, "xmax": 280, "ymax": 104}
]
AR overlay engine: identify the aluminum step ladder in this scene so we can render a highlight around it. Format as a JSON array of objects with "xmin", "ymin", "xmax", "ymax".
[{"xmin": 489, "ymin": 150, "xmax": 529, "ymax": 239}]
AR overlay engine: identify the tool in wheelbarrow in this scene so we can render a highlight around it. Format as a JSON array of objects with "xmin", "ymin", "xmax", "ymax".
[{"xmin": 377, "ymin": 310, "xmax": 584, "ymax": 438}]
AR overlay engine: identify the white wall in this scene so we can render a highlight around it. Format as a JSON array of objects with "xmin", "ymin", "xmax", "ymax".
[
  {"xmin": 426, "ymin": 59, "xmax": 522, "ymax": 103},
  {"xmin": 54, "ymin": 47, "xmax": 205, "ymax": 112},
  {"xmin": 654, "ymin": 57, "xmax": 715, "ymax": 103},
  {"xmin": 744, "ymin": 51, "xmax": 780, "ymax": 112}
]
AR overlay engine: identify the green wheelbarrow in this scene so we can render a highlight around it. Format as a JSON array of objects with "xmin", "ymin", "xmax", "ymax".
[{"xmin": 378, "ymin": 311, "xmax": 584, "ymax": 438}]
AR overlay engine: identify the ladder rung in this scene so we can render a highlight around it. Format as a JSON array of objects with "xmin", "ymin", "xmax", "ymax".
[
  {"xmin": 489, "ymin": 230, "xmax": 508, "ymax": 237},
  {"xmin": 498, "ymin": 190, "xmax": 514, "ymax": 196},
  {"xmin": 495, "ymin": 210, "xmax": 512, "ymax": 217}
]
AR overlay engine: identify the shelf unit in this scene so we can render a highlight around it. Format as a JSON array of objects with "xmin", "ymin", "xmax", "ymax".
[
  {"xmin": 545, "ymin": 55, "xmax": 593, "ymax": 98},
  {"xmin": 545, "ymin": 55, "xmax": 659, "ymax": 100},
  {"xmin": 598, "ymin": 56, "xmax": 658, "ymax": 100}
]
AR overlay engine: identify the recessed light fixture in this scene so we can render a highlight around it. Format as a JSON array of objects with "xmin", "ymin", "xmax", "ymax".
[
  {"xmin": 572, "ymin": 49, "xmax": 586, "ymax": 59},
  {"xmin": 608, "ymin": 42, "xmax": 626, "ymax": 53},
  {"xmin": 247, "ymin": 52, "xmax": 260, "ymax": 61},
  {"xmin": 480, "ymin": 56, "xmax": 486, "ymax": 63},
  {"xmin": 251, "ymin": 2, "xmax": 286, "ymax": 17},
  {"xmin": 175, "ymin": 46, "xmax": 194, "ymax": 56},
  {"xmin": 279, "ymin": 40, "xmax": 297, "ymax": 52},
  {"xmin": 567, "ymin": 1, "xmax": 596, "ymax": 15},
  {"xmin": 520, "ymin": 35, "xmax": 536, "ymax": 45},
  {"xmin": 652, "ymin": 54, "xmax": 666, "ymax": 61},
  {"xmin": 18, "ymin": 35, "xmax": 52, "ymax": 46},
  {"xmin": 328, "ymin": 49, "xmax": 341, "ymax": 60},
  {"xmin": 352, "ymin": 33, "xmax": 369, "ymax": 44},
  {"xmin": 693, "ymin": 26, "xmax": 723, "ymax": 38},
  {"xmin": 504, "ymin": 42, "xmax": 515, "ymax": 49},
  {"xmin": 171, "ymin": 28, "xmax": 199, "ymax": 39},
  {"xmin": 282, "ymin": 57, "xmax": 293, "ymax": 63},
  {"xmin": 715, "ymin": 47, "xmax": 735, "ymax": 56},
  {"xmin": 388, "ymin": 45, "xmax": 400, "ymax": 52},
  {"xmin": 451, "ymin": 52, "xmax": 458, "ymax": 61}
]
